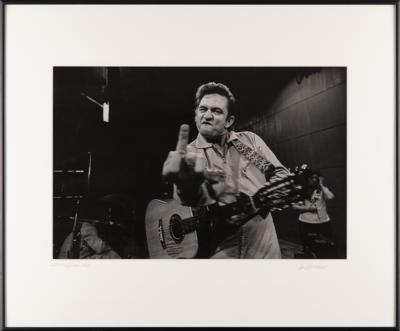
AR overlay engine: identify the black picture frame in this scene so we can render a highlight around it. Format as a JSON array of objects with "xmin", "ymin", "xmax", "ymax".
[{"xmin": 1, "ymin": 0, "xmax": 398, "ymax": 329}]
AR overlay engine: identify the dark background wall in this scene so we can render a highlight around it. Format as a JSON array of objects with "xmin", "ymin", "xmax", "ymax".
[
  {"xmin": 53, "ymin": 67, "xmax": 346, "ymax": 258},
  {"xmin": 238, "ymin": 68, "xmax": 346, "ymax": 257}
]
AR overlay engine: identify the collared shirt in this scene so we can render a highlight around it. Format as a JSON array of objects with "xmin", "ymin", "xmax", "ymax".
[
  {"xmin": 298, "ymin": 188, "xmax": 331, "ymax": 224},
  {"xmin": 176, "ymin": 130, "xmax": 287, "ymax": 258}
]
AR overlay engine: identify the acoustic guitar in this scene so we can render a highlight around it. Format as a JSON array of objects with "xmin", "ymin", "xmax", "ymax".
[{"xmin": 145, "ymin": 168, "xmax": 309, "ymax": 258}]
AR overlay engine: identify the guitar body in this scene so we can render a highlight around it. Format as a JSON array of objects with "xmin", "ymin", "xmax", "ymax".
[{"xmin": 145, "ymin": 199, "xmax": 199, "ymax": 258}]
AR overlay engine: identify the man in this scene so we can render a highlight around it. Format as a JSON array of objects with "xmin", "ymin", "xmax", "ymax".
[
  {"xmin": 162, "ymin": 82, "xmax": 288, "ymax": 258},
  {"xmin": 292, "ymin": 170, "xmax": 336, "ymax": 258},
  {"xmin": 58, "ymin": 221, "xmax": 121, "ymax": 259},
  {"xmin": 57, "ymin": 195, "xmax": 129, "ymax": 259}
]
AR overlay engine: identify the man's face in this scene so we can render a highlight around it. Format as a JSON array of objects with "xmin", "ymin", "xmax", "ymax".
[{"xmin": 195, "ymin": 93, "xmax": 234, "ymax": 140}]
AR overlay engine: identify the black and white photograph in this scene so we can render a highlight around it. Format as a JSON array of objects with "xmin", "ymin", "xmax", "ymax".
[{"xmin": 53, "ymin": 67, "xmax": 347, "ymax": 260}]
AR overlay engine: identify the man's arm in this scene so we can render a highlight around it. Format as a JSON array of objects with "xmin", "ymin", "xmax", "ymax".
[
  {"xmin": 163, "ymin": 125, "xmax": 209, "ymax": 206},
  {"xmin": 251, "ymin": 132, "xmax": 290, "ymax": 177},
  {"xmin": 320, "ymin": 177, "xmax": 335, "ymax": 200},
  {"xmin": 292, "ymin": 202, "xmax": 318, "ymax": 212},
  {"xmin": 173, "ymin": 181, "xmax": 210, "ymax": 206}
]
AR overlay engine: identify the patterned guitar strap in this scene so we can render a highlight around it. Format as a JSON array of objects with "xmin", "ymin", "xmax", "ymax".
[
  {"xmin": 231, "ymin": 139, "xmax": 276, "ymax": 179},
  {"xmin": 229, "ymin": 139, "xmax": 277, "ymax": 258},
  {"xmin": 231, "ymin": 138, "xmax": 295, "ymax": 258}
]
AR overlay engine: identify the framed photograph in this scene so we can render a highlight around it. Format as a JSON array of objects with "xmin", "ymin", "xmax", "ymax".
[{"xmin": 2, "ymin": 1, "xmax": 398, "ymax": 328}]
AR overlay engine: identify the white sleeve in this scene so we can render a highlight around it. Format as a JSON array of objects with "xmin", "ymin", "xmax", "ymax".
[{"xmin": 322, "ymin": 185, "xmax": 335, "ymax": 200}]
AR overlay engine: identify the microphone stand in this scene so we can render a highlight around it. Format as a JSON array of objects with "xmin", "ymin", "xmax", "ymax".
[{"xmin": 69, "ymin": 199, "xmax": 82, "ymax": 259}]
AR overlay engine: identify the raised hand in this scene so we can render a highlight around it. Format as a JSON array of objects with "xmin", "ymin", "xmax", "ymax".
[
  {"xmin": 162, "ymin": 124, "xmax": 206, "ymax": 189},
  {"xmin": 176, "ymin": 123, "xmax": 189, "ymax": 155},
  {"xmin": 162, "ymin": 124, "xmax": 189, "ymax": 177}
]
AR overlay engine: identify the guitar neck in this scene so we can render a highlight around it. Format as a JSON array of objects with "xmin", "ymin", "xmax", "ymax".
[
  {"xmin": 180, "ymin": 200, "xmax": 243, "ymax": 235},
  {"xmin": 178, "ymin": 171, "xmax": 305, "ymax": 236}
]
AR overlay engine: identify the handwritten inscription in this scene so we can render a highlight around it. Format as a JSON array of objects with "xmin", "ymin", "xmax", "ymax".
[{"xmin": 50, "ymin": 262, "xmax": 91, "ymax": 268}]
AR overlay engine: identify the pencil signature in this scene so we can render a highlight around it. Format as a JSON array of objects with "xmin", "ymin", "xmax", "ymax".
[{"xmin": 297, "ymin": 264, "xmax": 328, "ymax": 271}]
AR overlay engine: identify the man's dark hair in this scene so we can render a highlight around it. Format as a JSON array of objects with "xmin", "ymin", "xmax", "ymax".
[
  {"xmin": 303, "ymin": 168, "xmax": 322, "ymax": 198},
  {"xmin": 303, "ymin": 168, "xmax": 321, "ymax": 178},
  {"xmin": 194, "ymin": 82, "xmax": 236, "ymax": 117}
]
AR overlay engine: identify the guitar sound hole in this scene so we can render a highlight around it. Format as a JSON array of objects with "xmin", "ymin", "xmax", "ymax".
[{"xmin": 169, "ymin": 214, "xmax": 184, "ymax": 243}]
